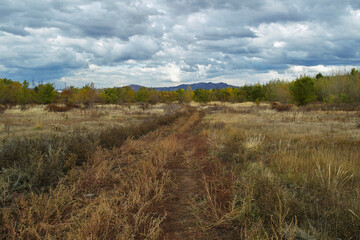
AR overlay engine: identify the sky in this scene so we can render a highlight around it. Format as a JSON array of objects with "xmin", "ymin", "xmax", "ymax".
[{"xmin": 0, "ymin": 0, "xmax": 360, "ymax": 88}]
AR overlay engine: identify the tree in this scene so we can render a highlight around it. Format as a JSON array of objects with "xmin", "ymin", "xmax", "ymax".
[
  {"xmin": 184, "ymin": 86, "xmax": 193, "ymax": 103},
  {"xmin": 264, "ymin": 80, "xmax": 291, "ymax": 103},
  {"xmin": 176, "ymin": 89, "xmax": 185, "ymax": 103},
  {"xmin": 148, "ymin": 89, "xmax": 160, "ymax": 104},
  {"xmin": 159, "ymin": 91, "xmax": 177, "ymax": 103},
  {"xmin": 135, "ymin": 87, "xmax": 150, "ymax": 102},
  {"xmin": 74, "ymin": 83, "xmax": 97, "ymax": 107},
  {"xmin": 247, "ymin": 84, "xmax": 265, "ymax": 102},
  {"xmin": 118, "ymin": 86, "xmax": 135, "ymax": 103},
  {"xmin": 16, "ymin": 80, "xmax": 31, "ymax": 105},
  {"xmin": 350, "ymin": 68, "xmax": 359, "ymax": 76},
  {"xmin": 103, "ymin": 88, "xmax": 119, "ymax": 104},
  {"xmin": 36, "ymin": 83, "xmax": 57, "ymax": 104},
  {"xmin": 316, "ymin": 73, "xmax": 323, "ymax": 79},
  {"xmin": 233, "ymin": 87, "xmax": 247, "ymax": 102},
  {"xmin": 60, "ymin": 86, "xmax": 78, "ymax": 103},
  {"xmin": 290, "ymin": 76, "xmax": 317, "ymax": 105},
  {"xmin": 0, "ymin": 78, "xmax": 19, "ymax": 104},
  {"xmin": 193, "ymin": 89, "xmax": 210, "ymax": 103}
]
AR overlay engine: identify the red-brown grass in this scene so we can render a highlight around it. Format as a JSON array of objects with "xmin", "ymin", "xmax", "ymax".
[
  {"xmin": 65, "ymin": 102, "xmax": 81, "ymax": 109},
  {"xmin": 47, "ymin": 104, "xmax": 71, "ymax": 112},
  {"xmin": 271, "ymin": 102, "xmax": 293, "ymax": 112}
]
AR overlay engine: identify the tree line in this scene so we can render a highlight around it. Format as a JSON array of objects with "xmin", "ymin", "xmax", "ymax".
[{"xmin": 1, "ymin": 68, "xmax": 359, "ymax": 107}]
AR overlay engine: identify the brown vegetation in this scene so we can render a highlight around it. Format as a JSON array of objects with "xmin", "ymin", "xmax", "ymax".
[
  {"xmin": 1, "ymin": 102, "xmax": 359, "ymax": 239},
  {"xmin": 0, "ymin": 104, "xmax": 7, "ymax": 113},
  {"xmin": 201, "ymin": 104, "xmax": 360, "ymax": 239},
  {"xmin": 47, "ymin": 103, "xmax": 71, "ymax": 112},
  {"xmin": 270, "ymin": 102, "xmax": 293, "ymax": 112}
]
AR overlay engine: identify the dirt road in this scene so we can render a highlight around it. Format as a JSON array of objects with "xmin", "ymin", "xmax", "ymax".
[{"xmin": 134, "ymin": 109, "xmax": 209, "ymax": 239}]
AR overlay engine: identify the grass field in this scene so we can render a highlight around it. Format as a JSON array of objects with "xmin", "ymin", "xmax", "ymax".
[
  {"xmin": 0, "ymin": 103, "xmax": 177, "ymax": 141},
  {"xmin": 1, "ymin": 102, "xmax": 359, "ymax": 239}
]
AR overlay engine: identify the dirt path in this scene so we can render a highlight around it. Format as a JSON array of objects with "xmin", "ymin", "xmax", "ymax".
[
  {"xmin": 159, "ymin": 110, "xmax": 209, "ymax": 239},
  {"xmin": 107, "ymin": 108, "xmax": 210, "ymax": 239}
]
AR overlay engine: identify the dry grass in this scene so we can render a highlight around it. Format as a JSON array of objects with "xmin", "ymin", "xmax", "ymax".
[
  {"xmin": 199, "ymin": 103, "xmax": 360, "ymax": 239},
  {"xmin": 0, "ymin": 104, "xmax": 173, "ymax": 141},
  {"xmin": 0, "ymin": 106, "xmax": 189, "ymax": 239},
  {"xmin": 1, "ymin": 102, "xmax": 359, "ymax": 239},
  {"xmin": 1, "ymin": 136, "xmax": 182, "ymax": 239}
]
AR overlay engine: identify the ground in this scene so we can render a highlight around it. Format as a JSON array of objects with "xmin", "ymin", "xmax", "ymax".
[{"xmin": 1, "ymin": 102, "xmax": 360, "ymax": 239}]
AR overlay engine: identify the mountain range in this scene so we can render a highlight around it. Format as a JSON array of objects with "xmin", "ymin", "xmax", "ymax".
[{"xmin": 127, "ymin": 82, "xmax": 237, "ymax": 91}]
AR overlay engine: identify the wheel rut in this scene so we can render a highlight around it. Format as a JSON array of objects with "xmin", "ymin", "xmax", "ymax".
[{"xmin": 160, "ymin": 110, "xmax": 209, "ymax": 239}]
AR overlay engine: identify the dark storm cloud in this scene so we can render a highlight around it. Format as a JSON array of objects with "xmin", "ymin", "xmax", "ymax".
[{"xmin": 0, "ymin": 0, "xmax": 359, "ymax": 87}]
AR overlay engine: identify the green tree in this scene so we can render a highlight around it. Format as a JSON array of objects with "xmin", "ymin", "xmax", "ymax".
[
  {"xmin": 135, "ymin": 87, "xmax": 150, "ymax": 102},
  {"xmin": 35, "ymin": 83, "xmax": 57, "ymax": 104},
  {"xmin": 290, "ymin": 76, "xmax": 317, "ymax": 105},
  {"xmin": 16, "ymin": 80, "xmax": 31, "ymax": 105},
  {"xmin": 193, "ymin": 89, "xmax": 210, "ymax": 103},
  {"xmin": 246, "ymin": 84, "xmax": 265, "ymax": 102},
  {"xmin": 350, "ymin": 68, "xmax": 359, "ymax": 76},
  {"xmin": 316, "ymin": 73, "xmax": 323, "ymax": 79},
  {"xmin": 176, "ymin": 88, "xmax": 185, "ymax": 103},
  {"xmin": 103, "ymin": 88, "xmax": 119, "ymax": 104},
  {"xmin": 118, "ymin": 86, "xmax": 135, "ymax": 103},
  {"xmin": 233, "ymin": 87, "xmax": 247, "ymax": 102}
]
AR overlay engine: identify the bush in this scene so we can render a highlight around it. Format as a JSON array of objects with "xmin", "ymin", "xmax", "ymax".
[
  {"xmin": 47, "ymin": 104, "xmax": 70, "ymax": 112},
  {"xmin": 270, "ymin": 102, "xmax": 293, "ymax": 112},
  {"xmin": 65, "ymin": 102, "xmax": 81, "ymax": 109},
  {"xmin": 0, "ymin": 104, "xmax": 7, "ymax": 113}
]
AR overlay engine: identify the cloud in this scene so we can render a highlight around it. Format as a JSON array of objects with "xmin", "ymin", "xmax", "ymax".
[{"xmin": 0, "ymin": 0, "xmax": 359, "ymax": 87}]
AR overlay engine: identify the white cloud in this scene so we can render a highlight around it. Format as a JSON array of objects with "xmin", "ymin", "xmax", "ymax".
[
  {"xmin": 274, "ymin": 41, "xmax": 286, "ymax": 48},
  {"xmin": 0, "ymin": 0, "xmax": 359, "ymax": 87}
]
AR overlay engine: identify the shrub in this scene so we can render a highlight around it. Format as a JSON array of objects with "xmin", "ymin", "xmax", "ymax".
[
  {"xmin": 271, "ymin": 102, "xmax": 293, "ymax": 112},
  {"xmin": 0, "ymin": 104, "xmax": 6, "ymax": 113},
  {"xmin": 65, "ymin": 102, "xmax": 81, "ymax": 109},
  {"xmin": 47, "ymin": 104, "xmax": 70, "ymax": 112},
  {"xmin": 270, "ymin": 102, "xmax": 279, "ymax": 109}
]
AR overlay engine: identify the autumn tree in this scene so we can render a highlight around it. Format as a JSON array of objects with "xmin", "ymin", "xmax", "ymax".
[
  {"xmin": 159, "ymin": 91, "xmax": 177, "ymax": 103},
  {"xmin": 74, "ymin": 83, "xmax": 98, "ymax": 107},
  {"xmin": 118, "ymin": 86, "xmax": 135, "ymax": 103},
  {"xmin": 0, "ymin": 78, "xmax": 20, "ymax": 104},
  {"xmin": 184, "ymin": 86, "xmax": 193, "ymax": 103},
  {"xmin": 60, "ymin": 86, "xmax": 78, "ymax": 103},
  {"xmin": 148, "ymin": 89, "xmax": 160, "ymax": 104},
  {"xmin": 265, "ymin": 80, "xmax": 291, "ymax": 103}
]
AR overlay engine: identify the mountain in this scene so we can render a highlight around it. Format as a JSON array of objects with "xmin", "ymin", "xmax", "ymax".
[
  {"xmin": 127, "ymin": 84, "xmax": 143, "ymax": 91},
  {"xmin": 155, "ymin": 82, "xmax": 237, "ymax": 91},
  {"xmin": 127, "ymin": 82, "xmax": 237, "ymax": 91}
]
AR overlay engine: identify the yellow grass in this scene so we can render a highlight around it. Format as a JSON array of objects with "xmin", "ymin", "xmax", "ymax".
[{"xmin": 0, "ymin": 104, "xmax": 172, "ymax": 141}]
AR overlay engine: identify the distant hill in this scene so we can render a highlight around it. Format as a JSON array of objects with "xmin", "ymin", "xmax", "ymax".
[
  {"xmin": 127, "ymin": 82, "xmax": 237, "ymax": 91},
  {"xmin": 127, "ymin": 84, "xmax": 144, "ymax": 91}
]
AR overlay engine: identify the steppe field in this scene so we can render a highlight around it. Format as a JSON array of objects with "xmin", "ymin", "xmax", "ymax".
[{"xmin": 1, "ymin": 102, "xmax": 360, "ymax": 239}]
